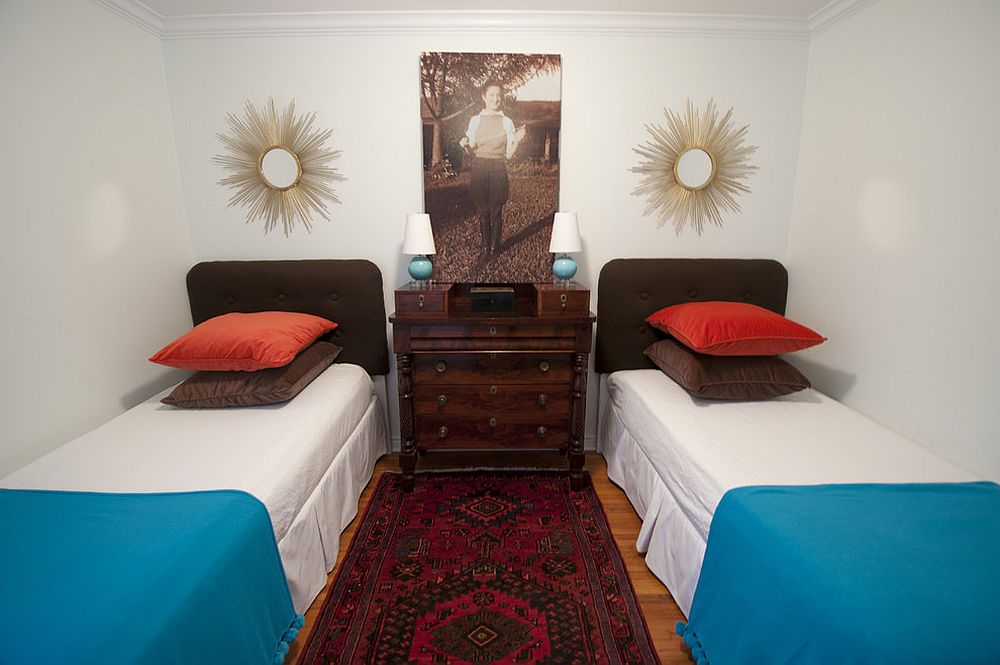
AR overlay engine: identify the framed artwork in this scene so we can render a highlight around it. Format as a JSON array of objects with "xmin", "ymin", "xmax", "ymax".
[{"xmin": 420, "ymin": 52, "xmax": 562, "ymax": 283}]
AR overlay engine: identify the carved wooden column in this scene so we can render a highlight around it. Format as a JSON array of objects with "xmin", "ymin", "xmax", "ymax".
[
  {"xmin": 569, "ymin": 351, "xmax": 589, "ymax": 490},
  {"xmin": 396, "ymin": 352, "xmax": 416, "ymax": 492}
]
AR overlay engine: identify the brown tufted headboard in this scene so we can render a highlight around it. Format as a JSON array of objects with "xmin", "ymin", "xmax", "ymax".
[
  {"xmin": 595, "ymin": 258, "xmax": 788, "ymax": 374},
  {"xmin": 186, "ymin": 259, "xmax": 389, "ymax": 375}
]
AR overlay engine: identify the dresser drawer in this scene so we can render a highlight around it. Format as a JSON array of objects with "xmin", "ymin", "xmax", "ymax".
[
  {"xmin": 409, "ymin": 323, "xmax": 571, "ymax": 339},
  {"xmin": 415, "ymin": 416, "xmax": 568, "ymax": 449},
  {"xmin": 393, "ymin": 283, "xmax": 452, "ymax": 318},
  {"xmin": 413, "ymin": 383, "xmax": 569, "ymax": 416},
  {"xmin": 413, "ymin": 352, "xmax": 571, "ymax": 384}
]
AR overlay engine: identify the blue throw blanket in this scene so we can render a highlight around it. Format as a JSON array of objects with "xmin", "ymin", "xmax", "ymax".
[
  {"xmin": 0, "ymin": 488, "xmax": 303, "ymax": 664},
  {"xmin": 677, "ymin": 482, "xmax": 1000, "ymax": 664}
]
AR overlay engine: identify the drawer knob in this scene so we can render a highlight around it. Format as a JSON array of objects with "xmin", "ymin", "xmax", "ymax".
[
  {"xmin": 437, "ymin": 394, "xmax": 448, "ymax": 407},
  {"xmin": 418, "ymin": 294, "xmax": 425, "ymax": 308},
  {"xmin": 489, "ymin": 326, "xmax": 497, "ymax": 336},
  {"xmin": 435, "ymin": 361, "xmax": 447, "ymax": 373},
  {"xmin": 438, "ymin": 426, "xmax": 448, "ymax": 439},
  {"xmin": 539, "ymin": 361, "xmax": 550, "ymax": 372},
  {"xmin": 490, "ymin": 385, "xmax": 498, "ymax": 396},
  {"xmin": 537, "ymin": 426, "xmax": 548, "ymax": 438},
  {"xmin": 538, "ymin": 393, "xmax": 548, "ymax": 406},
  {"xmin": 489, "ymin": 417, "xmax": 497, "ymax": 428},
  {"xmin": 560, "ymin": 294, "xmax": 567, "ymax": 309}
]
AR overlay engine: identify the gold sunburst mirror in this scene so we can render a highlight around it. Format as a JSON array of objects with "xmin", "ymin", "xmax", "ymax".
[
  {"xmin": 631, "ymin": 99, "xmax": 757, "ymax": 236},
  {"xmin": 213, "ymin": 98, "xmax": 344, "ymax": 235}
]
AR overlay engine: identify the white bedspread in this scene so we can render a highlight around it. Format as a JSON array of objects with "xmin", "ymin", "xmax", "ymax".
[
  {"xmin": 2, "ymin": 363, "xmax": 387, "ymax": 612},
  {"xmin": 2, "ymin": 363, "xmax": 374, "ymax": 547},
  {"xmin": 601, "ymin": 369, "xmax": 978, "ymax": 615}
]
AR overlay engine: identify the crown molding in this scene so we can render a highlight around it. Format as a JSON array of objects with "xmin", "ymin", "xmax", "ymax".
[
  {"xmin": 808, "ymin": 0, "xmax": 877, "ymax": 38},
  {"xmin": 92, "ymin": 0, "xmax": 875, "ymax": 41},
  {"xmin": 91, "ymin": 0, "xmax": 163, "ymax": 37},
  {"xmin": 159, "ymin": 11, "xmax": 810, "ymax": 40}
]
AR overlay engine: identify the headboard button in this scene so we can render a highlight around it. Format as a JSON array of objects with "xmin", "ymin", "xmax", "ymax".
[
  {"xmin": 637, "ymin": 325, "xmax": 647, "ymax": 334},
  {"xmin": 277, "ymin": 293, "xmax": 286, "ymax": 302},
  {"xmin": 640, "ymin": 291, "xmax": 649, "ymax": 300},
  {"xmin": 688, "ymin": 290, "xmax": 698, "ymax": 298},
  {"xmin": 225, "ymin": 296, "xmax": 236, "ymax": 304},
  {"xmin": 330, "ymin": 292, "xmax": 339, "ymax": 301},
  {"xmin": 743, "ymin": 292, "xmax": 754, "ymax": 301}
]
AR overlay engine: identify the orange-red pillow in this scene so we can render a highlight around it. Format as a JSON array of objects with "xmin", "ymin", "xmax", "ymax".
[
  {"xmin": 149, "ymin": 311, "xmax": 337, "ymax": 371},
  {"xmin": 646, "ymin": 301, "xmax": 825, "ymax": 356}
]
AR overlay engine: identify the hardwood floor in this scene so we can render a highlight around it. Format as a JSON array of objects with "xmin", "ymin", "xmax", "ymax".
[{"xmin": 286, "ymin": 452, "xmax": 691, "ymax": 664}]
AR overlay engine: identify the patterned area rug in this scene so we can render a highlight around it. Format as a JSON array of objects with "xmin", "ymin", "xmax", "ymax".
[{"xmin": 297, "ymin": 471, "xmax": 660, "ymax": 664}]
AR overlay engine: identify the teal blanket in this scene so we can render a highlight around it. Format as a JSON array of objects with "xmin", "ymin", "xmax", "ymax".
[
  {"xmin": 678, "ymin": 482, "xmax": 1000, "ymax": 664},
  {"xmin": 0, "ymin": 488, "xmax": 303, "ymax": 664}
]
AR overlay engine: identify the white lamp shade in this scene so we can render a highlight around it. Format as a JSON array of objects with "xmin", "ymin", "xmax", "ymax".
[
  {"xmin": 402, "ymin": 213, "xmax": 436, "ymax": 255},
  {"xmin": 549, "ymin": 212, "xmax": 582, "ymax": 253}
]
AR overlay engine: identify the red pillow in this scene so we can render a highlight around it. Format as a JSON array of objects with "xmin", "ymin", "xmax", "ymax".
[
  {"xmin": 646, "ymin": 301, "xmax": 825, "ymax": 356},
  {"xmin": 149, "ymin": 311, "xmax": 337, "ymax": 371}
]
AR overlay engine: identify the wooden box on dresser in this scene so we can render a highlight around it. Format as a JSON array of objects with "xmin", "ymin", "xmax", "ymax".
[{"xmin": 390, "ymin": 282, "xmax": 595, "ymax": 492}]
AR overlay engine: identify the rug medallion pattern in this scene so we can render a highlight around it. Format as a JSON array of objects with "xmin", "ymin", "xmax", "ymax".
[{"xmin": 298, "ymin": 471, "xmax": 659, "ymax": 664}]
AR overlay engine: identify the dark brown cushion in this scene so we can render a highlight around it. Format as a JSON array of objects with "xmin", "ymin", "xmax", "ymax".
[
  {"xmin": 161, "ymin": 341, "xmax": 342, "ymax": 408},
  {"xmin": 643, "ymin": 338, "xmax": 810, "ymax": 400}
]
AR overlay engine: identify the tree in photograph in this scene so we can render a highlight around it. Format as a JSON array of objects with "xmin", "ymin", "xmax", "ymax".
[{"xmin": 421, "ymin": 52, "xmax": 560, "ymax": 168}]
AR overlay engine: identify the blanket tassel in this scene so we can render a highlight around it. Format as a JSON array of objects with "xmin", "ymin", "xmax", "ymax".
[
  {"xmin": 676, "ymin": 621, "xmax": 710, "ymax": 665},
  {"xmin": 273, "ymin": 614, "xmax": 305, "ymax": 664}
]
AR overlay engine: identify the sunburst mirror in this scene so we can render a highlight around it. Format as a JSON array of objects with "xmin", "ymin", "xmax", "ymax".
[
  {"xmin": 631, "ymin": 99, "xmax": 757, "ymax": 236},
  {"xmin": 213, "ymin": 98, "xmax": 345, "ymax": 235}
]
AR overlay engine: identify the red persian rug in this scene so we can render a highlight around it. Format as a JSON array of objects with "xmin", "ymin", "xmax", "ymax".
[{"xmin": 297, "ymin": 471, "xmax": 660, "ymax": 664}]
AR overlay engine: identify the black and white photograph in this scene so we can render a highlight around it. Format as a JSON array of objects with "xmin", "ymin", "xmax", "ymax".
[{"xmin": 420, "ymin": 52, "xmax": 562, "ymax": 283}]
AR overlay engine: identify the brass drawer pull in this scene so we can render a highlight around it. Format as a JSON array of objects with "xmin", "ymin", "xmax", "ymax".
[
  {"xmin": 539, "ymin": 361, "xmax": 550, "ymax": 372},
  {"xmin": 560, "ymin": 294, "xmax": 567, "ymax": 310},
  {"xmin": 490, "ymin": 385, "xmax": 498, "ymax": 396},
  {"xmin": 489, "ymin": 326, "xmax": 497, "ymax": 336},
  {"xmin": 538, "ymin": 393, "xmax": 548, "ymax": 406},
  {"xmin": 489, "ymin": 417, "xmax": 497, "ymax": 428},
  {"xmin": 418, "ymin": 294, "xmax": 425, "ymax": 308},
  {"xmin": 436, "ymin": 361, "xmax": 447, "ymax": 373},
  {"xmin": 537, "ymin": 426, "xmax": 548, "ymax": 438},
  {"xmin": 437, "ymin": 394, "xmax": 448, "ymax": 407},
  {"xmin": 438, "ymin": 426, "xmax": 448, "ymax": 439}
]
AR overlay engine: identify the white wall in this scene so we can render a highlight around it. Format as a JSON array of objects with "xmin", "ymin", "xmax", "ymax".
[
  {"xmin": 786, "ymin": 0, "xmax": 1000, "ymax": 478},
  {"xmin": 0, "ymin": 0, "xmax": 193, "ymax": 476},
  {"xmin": 162, "ymin": 29, "xmax": 809, "ymax": 445}
]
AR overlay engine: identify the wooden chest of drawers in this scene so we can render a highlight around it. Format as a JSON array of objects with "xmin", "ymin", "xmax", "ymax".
[{"xmin": 390, "ymin": 282, "xmax": 594, "ymax": 491}]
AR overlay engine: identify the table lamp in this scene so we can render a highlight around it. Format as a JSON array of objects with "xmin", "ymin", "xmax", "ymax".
[
  {"xmin": 403, "ymin": 213, "xmax": 436, "ymax": 286},
  {"xmin": 549, "ymin": 212, "xmax": 582, "ymax": 284}
]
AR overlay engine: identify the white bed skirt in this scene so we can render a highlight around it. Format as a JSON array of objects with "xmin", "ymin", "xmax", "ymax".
[
  {"xmin": 600, "ymin": 390, "xmax": 703, "ymax": 616},
  {"xmin": 278, "ymin": 393, "xmax": 388, "ymax": 612}
]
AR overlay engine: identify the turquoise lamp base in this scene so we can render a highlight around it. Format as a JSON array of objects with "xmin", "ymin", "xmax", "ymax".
[
  {"xmin": 408, "ymin": 255, "xmax": 433, "ymax": 284},
  {"xmin": 552, "ymin": 254, "xmax": 577, "ymax": 284}
]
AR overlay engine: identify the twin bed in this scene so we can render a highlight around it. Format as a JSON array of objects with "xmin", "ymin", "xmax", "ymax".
[
  {"xmin": 1, "ymin": 260, "xmax": 390, "ymax": 663},
  {"xmin": 595, "ymin": 258, "xmax": 999, "ymax": 663}
]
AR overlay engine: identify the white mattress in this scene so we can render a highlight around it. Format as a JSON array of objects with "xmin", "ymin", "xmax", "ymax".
[
  {"xmin": 2, "ymin": 363, "xmax": 388, "ymax": 612},
  {"xmin": 600, "ymin": 369, "xmax": 978, "ymax": 616}
]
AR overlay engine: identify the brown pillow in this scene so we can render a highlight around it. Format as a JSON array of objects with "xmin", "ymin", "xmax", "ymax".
[
  {"xmin": 643, "ymin": 339, "xmax": 810, "ymax": 400},
  {"xmin": 161, "ymin": 341, "xmax": 343, "ymax": 408}
]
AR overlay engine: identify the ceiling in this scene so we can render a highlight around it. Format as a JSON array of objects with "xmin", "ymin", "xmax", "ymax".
[{"xmin": 137, "ymin": 0, "xmax": 833, "ymax": 19}]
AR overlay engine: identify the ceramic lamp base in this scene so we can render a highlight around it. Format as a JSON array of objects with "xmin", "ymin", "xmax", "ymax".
[
  {"xmin": 408, "ymin": 255, "xmax": 433, "ymax": 284},
  {"xmin": 552, "ymin": 254, "xmax": 577, "ymax": 284}
]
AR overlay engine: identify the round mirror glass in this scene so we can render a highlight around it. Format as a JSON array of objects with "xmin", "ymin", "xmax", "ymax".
[
  {"xmin": 259, "ymin": 146, "xmax": 301, "ymax": 190},
  {"xmin": 674, "ymin": 147, "xmax": 715, "ymax": 191}
]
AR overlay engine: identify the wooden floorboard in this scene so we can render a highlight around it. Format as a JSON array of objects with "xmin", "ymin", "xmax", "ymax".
[{"xmin": 287, "ymin": 452, "xmax": 691, "ymax": 663}]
